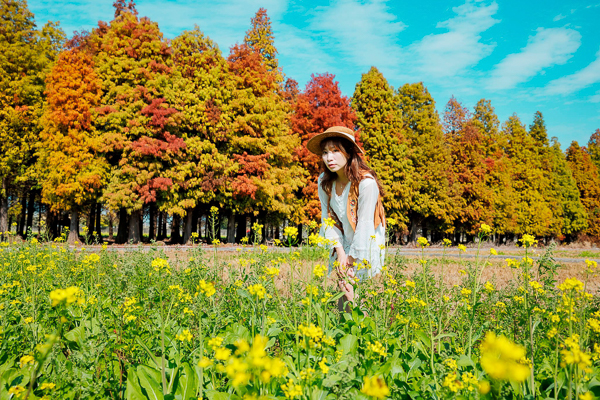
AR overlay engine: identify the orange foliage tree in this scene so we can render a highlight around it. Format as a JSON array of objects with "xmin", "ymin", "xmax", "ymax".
[
  {"xmin": 291, "ymin": 72, "xmax": 356, "ymax": 222},
  {"xmin": 39, "ymin": 49, "xmax": 107, "ymax": 243}
]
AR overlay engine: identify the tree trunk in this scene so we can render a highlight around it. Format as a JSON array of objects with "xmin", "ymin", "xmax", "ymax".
[
  {"xmin": 161, "ymin": 212, "xmax": 168, "ymax": 239},
  {"xmin": 227, "ymin": 211, "xmax": 236, "ymax": 243},
  {"xmin": 157, "ymin": 211, "xmax": 163, "ymax": 240},
  {"xmin": 128, "ymin": 209, "xmax": 142, "ymax": 244},
  {"xmin": 68, "ymin": 210, "xmax": 79, "ymax": 244},
  {"xmin": 171, "ymin": 214, "xmax": 181, "ymax": 244},
  {"xmin": 87, "ymin": 202, "xmax": 96, "ymax": 235},
  {"xmin": 19, "ymin": 193, "xmax": 27, "ymax": 237},
  {"xmin": 26, "ymin": 190, "xmax": 36, "ymax": 235},
  {"xmin": 236, "ymin": 214, "xmax": 244, "ymax": 242},
  {"xmin": 139, "ymin": 207, "xmax": 144, "ymax": 242},
  {"xmin": 191, "ymin": 205, "xmax": 200, "ymax": 237},
  {"xmin": 0, "ymin": 178, "xmax": 8, "ymax": 235},
  {"xmin": 183, "ymin": 209, "xmax": 193, "ymax": 244},
  {"xmin": 409, "ymin": 215, "xmax": 422, "ymax": 244},
  {"xmin": 108, "ymin": 211, "xmax": 114, "ymax": 241},
  {"xmin": 95, "ymin": 203, "xmax": 102, "ymax": 242},
  {"xmin": 149, "ymin": 203, "xmax": 156, "ymax": 241},
  {"xmin": 116, "ymin": 208, "xmax": 129, "ymax": 244},
  {"xmin": 297, "ymin": 223, "xmax": 303, "ymax": 246}
]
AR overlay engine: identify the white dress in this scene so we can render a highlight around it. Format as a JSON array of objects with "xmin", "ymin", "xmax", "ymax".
[{"xmin": 317, "ymin": 173, "xmax": 386, "ymax": 279}]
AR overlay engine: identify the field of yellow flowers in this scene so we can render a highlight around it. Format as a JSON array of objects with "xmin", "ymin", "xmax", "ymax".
[{"xmin": 1, "ymin": 226, "xmax": 599, "ymax": 400}]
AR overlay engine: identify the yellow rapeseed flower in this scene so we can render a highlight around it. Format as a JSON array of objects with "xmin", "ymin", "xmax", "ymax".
[
  {"xmin": 518, "ymin": 234, "xmax": 537, "ymax": 248},
  {"xmin": 361, "ymin": 376, "xmax": 389, "ymax": 399},
  {"xmin": 318, "ymin": 357, "xmax": 329, "ymax": 374},
  {"xmin": 479, "ymin": 332, "xmax": 529, "ymax": 382},
  {"xmin": 417, "ymin": 236, "xmax": 429, "ymax": 248},
  {"xmin": 175, "ymin": 329, "xmax": 193, "ymax": 342},
  {"xmin": 458, "ymin": 244, "xmax": 467, "ymax": 252},
  {"xmin": 248, "ymin": 284, "xmax": 266, "ymax": 300},
  {"xmin": 198, "ymin": 280, "xmax": 216, "ymax": 297},
  {"xmin": 20, "ymin": 355, "xmax": 35, "ymax": 367},
  {"xmin": 558, "ymin": 277, "xmax": 584, "ymax": 292},
  {"xmin": 282, "ymin": 380, "xmax": 302, "ymax": 398},
  {"xmin": 490, "ymin": 248, "xmax": 498, "ymax": 255},
  {"xmin": 313, "ymin": 264, "xmax": 327, "ymax": 278},
  {"xmin": 480, "ymin": 224, "xmax": 492, "ymax": 234},
  {"xmin": 49, "ymin": 286, "xmax": 84, "ymax": 307}
]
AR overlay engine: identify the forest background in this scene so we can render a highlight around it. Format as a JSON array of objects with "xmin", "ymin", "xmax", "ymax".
[{"xmin": 1, "ymin": 0, "xmax": 600, "ymax": 246}]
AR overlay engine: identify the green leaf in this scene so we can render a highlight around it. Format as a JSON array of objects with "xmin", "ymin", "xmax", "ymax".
[
  {"xmin": 338, "ymin": 334, "xmax": 358, "ymax": 356},
  {"xmin": 125, "ymin": 366, "xmax": 147, "ymax": 400},
  {"xmin": 137, "ymin": 365, "xmax": 164, "ymax": 400},
  {"xmin": 457, "ymin": 355, "xmax": 474, "ymax": 368},
  {"xmin": 135, "ymin": 337, "xmax": 161, "ymax": 369},
  {"xmin": 415, "ymin": 330, "xmax": 431, "ymax": 348},
  {"xmin": 64, "ymin": 326, "xmax": 85, "ymax": 348},
  {"xmin": 174, "ymin": 362, "xmax": 197, "ymax": 400}
]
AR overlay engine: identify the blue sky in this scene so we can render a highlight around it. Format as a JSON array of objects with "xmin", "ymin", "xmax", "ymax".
[{"xmin": 29, "ymin": 0, "xmax": 600, "ymax": 148}]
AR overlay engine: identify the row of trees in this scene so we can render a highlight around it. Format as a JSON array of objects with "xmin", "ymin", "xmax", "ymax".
[{"xmin": 2, "ymin": 0, "xmax": 600, "ymax": 244}]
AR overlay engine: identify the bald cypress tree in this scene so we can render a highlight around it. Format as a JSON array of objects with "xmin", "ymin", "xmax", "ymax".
[
  {"xmin": 588, "ymin": 129, "xmax": 600, "ymax": 171},
  {"xmin": 547, "ymin": 138, "xmax": 588, "ymax": 239},
  {"xmin": 396, "ymin": 82, "xmax": 456, "ymax": 240},
  {"xmin": 444, "ymin": 97, "xmax": 493, "ymax": 235},
  {"xmin": 472, "ymin": 99, "xmax": 515, "ymax": 240},
  {"xmin": 352, "ymin": 67, "xmax": 413, "ymax": 234},
  {"xmin": 502, "ymin": 114, "xmax": 553, "ymax": 236},
  {"xmin": 566, "ymin": 141, "xmax": 600, "ymax": 239}
]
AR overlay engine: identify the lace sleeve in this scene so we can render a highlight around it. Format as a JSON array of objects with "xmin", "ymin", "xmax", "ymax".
[
  {"xmin": 317, "ymin": 173, "xmax": 343, "ymax": 247},
  {"xmin": 348, "ymin": 178, "xmax": 379, "ymax": 261}
]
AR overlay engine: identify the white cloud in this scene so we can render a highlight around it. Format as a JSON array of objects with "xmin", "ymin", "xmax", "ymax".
[
  {"xmin": 406, "ymin": 1, "xmax": 499, "ymax": 80},
  {"xmin": 486, "ymin": 28, "xmax": 580, "ymax": 90},
  {"xmin": 308, "ymin": 0, "xmax": 406, "ymax": 69},
  {"xmin": 553, "ymin": 14, "xmax": 566, "ymax": 21},
  {"xmin": 590, "ymin": 91, "xmax": 600, "ymax": 103},
  {"xmin": 545, "ymin": 47, "xmax": 600, "ymax": 95}
]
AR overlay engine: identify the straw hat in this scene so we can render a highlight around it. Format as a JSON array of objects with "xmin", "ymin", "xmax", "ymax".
[{"xmin": 306, "ymin": 126, "xmax": 364, "ymax": 156}]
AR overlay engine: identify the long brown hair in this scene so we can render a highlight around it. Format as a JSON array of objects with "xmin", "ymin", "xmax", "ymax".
[{"xmin": 319, "ymin": 137, "xmax": 385, "ymax": 198}]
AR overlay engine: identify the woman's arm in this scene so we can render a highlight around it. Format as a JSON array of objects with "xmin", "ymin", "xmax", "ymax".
[{"xmin": 317, "ymin": 174, "xmax": 345, "ymax": 264}]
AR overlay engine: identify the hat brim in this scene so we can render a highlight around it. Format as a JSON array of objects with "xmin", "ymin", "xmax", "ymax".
[{"xmin": 306, "ymin": 130, "xmax": 364, "ymax": 156}]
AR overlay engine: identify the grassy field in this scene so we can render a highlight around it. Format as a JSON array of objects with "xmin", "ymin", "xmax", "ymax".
[{"xmin": 1, "ymin": 232, "xmax": 599, "ymax": 399}]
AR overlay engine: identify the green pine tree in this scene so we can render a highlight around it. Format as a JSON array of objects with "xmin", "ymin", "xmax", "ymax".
[
  {"xmin": 396, "ymin": 82, "xmax": 456, "ymax": 240},
  {"xmin": 352, "ymin": 67, "xmax": 414, "ymax": 235}
]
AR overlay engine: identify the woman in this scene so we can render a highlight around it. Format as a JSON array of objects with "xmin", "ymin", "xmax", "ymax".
[{"xmin": 306, "ymin": 126, "xmax": 386, "ymax": 308}]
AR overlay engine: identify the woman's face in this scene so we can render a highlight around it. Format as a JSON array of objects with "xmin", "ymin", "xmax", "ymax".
[{"xmin": 322, "ymin": 141, "xmax": 348, "ymax": 173}]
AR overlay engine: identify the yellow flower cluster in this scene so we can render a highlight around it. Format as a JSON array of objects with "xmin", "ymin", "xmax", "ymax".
[
  {"xmin": 560, "ymin": 334, "xmax": 592, "ymax": 371},
  {"xmin": 417, "ymin": 236, "xmax": 429, "ymax": 248},
  {"xmin": 282, "ymin": 380, "xmax": 303, "ymax": 398},
  {"xmin": 479, "ymin": 332, "xmax": 530, "ymax": 382},
  {"xmin": 175, "ymin": 329, "xmax": 193, "ymax": 342},
  {"xmin": 121, "ymin": 297, "xmax": 139, "ymax": 322},
  {"xmin": 518, "ymin": 234, "xmax": 537, "ymax": 248},
  {"xmin": 49, "ymin": 286, "xmax": 84, "ymax": 307},
  {"xmin": 480, "ymin": 224, "xmax": 492, "ymax": 234},
  {"xmin": 313, "ymin": 264, "xmax": 327, "ymax": 278},
  {"xmin": 198, "ymin": 280, "xmax": 216, "ymax": 297},
  {"xmin": 442, "ymin": 372, "xmax": 463, "ymax": 392},
  {"xmin": 248, "ymin": 284, "xmax": 266, "ymax": 300},
  {"xmin": 151, "ymin": 258, "xmax": 171, "ymax": 275},
  {"xmin": 361, "ymin": 376, "xmax": 389, "ymax": 399},
  {"xmin": 558, "ymin": 277, "xmax": 584, "ymax": 292},
  {"xmin": 264, "ymin": 266, "xmax": 280, "ymax": 278},
  {"xmin": 211, "ymin": 335, "xmax": 288, "ymax": 387},
  {"xmin": 367, "ymin": 341, "xmax": 387, "ymax": 358},
  {"xmin": 458, "ymin": 244, "xmax": 467, "ymax": 252},
  {"xmin": 283, "ymin": 226, "xmax": 298, "ymax": 239}
]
